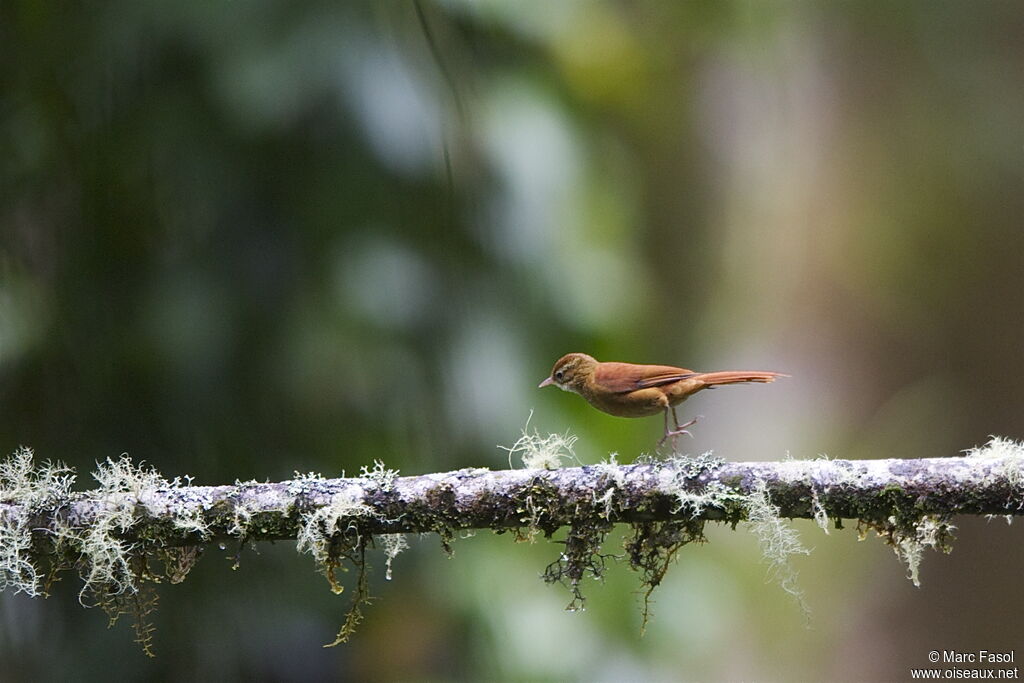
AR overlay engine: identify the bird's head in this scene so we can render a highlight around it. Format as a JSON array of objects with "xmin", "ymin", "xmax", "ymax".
[{"xmin": 538, "ymin": 353, "xmax": 597, "ymax": 393}]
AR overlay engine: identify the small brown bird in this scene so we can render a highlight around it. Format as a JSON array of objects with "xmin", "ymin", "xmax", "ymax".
[{"xmin": 539, "ymin": 353, "xmax": 787, "ymax": 446}]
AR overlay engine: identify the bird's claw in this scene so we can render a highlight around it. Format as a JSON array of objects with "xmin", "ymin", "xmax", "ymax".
[{"xmin": 658, "ymin": 416, "xmax": 702, "ymax": 450}]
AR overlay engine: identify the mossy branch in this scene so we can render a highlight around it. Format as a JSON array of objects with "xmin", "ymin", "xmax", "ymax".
[
  {"xmin": 3, "ymin": 451, "xmax": 1020, "ymax": 547},
  {"xmin": 1, "ymin": 437, "xmax": 1021, "ymax": 652}
]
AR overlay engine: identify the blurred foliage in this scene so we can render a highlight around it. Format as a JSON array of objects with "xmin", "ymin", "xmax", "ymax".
[{"xmin": 1, "ymin": 0, "xmax": 1023, "ymax": 680}]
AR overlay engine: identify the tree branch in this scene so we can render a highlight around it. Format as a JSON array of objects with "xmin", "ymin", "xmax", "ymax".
[
  {"xmin": 1, "ymin": 437, "xmax": 1021, "ymax": 651},
  {"xmin": 3, "ymin": 450, "xmax": 1023, "ymax": 548}
]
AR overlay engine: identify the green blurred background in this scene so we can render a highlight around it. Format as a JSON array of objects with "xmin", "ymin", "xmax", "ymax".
[{"xmin": 2, "ymin": 1, "xmax": 1023, "ymax": 680}]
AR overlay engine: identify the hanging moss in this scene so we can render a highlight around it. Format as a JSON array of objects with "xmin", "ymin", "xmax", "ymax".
[{"xmin": 1, "ymin": 438, "xmax": 1022, "ymax": 653}]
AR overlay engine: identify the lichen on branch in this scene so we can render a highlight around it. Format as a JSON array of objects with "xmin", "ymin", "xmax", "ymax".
[{"xmin": 0, "ymin": 436, "xmax": 1021, "ymax": 653}]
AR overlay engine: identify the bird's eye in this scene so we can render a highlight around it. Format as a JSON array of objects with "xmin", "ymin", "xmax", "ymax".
[{"xmin": 555, "ymin": 370, "xmax": 565, "ymax": 381}]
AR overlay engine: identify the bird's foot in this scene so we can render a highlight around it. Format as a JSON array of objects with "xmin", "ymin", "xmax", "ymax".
[
  {"xmin": 668, "ymin": 415, "xmax": 700, "ymax": 436},
  {"xmin": 658, "ymin": 416, "xmax": 702, "ymax": 449}
]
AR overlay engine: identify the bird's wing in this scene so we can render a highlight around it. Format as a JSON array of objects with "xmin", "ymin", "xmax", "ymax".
[{"xmin": 592, "ymin": 362, "xmax": 697, "ymax": 393}]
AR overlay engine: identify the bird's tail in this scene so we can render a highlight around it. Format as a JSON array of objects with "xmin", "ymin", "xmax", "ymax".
[{"xmin": 694, "ymin": 371, "xmax": 788, "ymax": 387}]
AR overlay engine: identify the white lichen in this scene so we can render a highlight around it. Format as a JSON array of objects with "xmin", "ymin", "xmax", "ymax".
[
  {"xmin": 888, "ymin": 515, "xmax": 955, "ymax": 587},
  {"xmin": 594, "ymin": 487, "xmax": 616, "ymax": 520},
  {"xmin": 500, "ymin": 413, "xmax": 578, "ymax": 470},
  {"xmin": 684, "ymin": 480, "xmax": 739, "ymax": 517},
  {"xmin": 745, "ymin": 479, "xmax": 811, "ymax": 616},
  {"xmin": 593, "ymin": 453, "xmax": 626, "ymax": 487},
  {"xmin": 227, "ymin": 502, "xmax": 253, "ymax": 538},
  {"xmin": 966, "ymin": 436, "xmax": 1024, "ymax": 489},
  {"xmin": 0, "ymin": 447, "xmax": 75, "ymax": 596},
  {"xmin": 73, "ymin": 456, "xmax": 175, "ymax": 604},
  {"xmin": 228, "ymin": 478, "xmax": 272, "ymax": 537},
  {"xmin": 92, "ymin": 454, "xmax": 171, "ymax": 497},
  {"xmin": 966, "ymin": 435, "xmax": 1024, "ymax": 460},
  {"xmin": 360, "ymin": 460, "xmax": 399, "ymax": 490},
  {"xmin": 290, "ymin": 471, "xmax": 327, "ymax": 490},
  {"xmin": 591, "ymin": 454, "xmax": 625, "ymax": 519},
  {"xmin": 377, "ymin": 533, "xmax": 408, "ymax": 580},
  {"xmin": 657, "ymin": 453, "xmax": 736, "ymax": 518},
  {"xmin": 172, "ymin": 510, "xmax": 211, "ymax": 539},
  {"xmin": 296, "ymin": 489, "xmax": 375, "ymax": 591},
  {"xmin": 0, "ymin": 515, "xmax": 38, "ymax": 595},
  {"xmin": 0, "ymin": 446, "xmax": 76, "ymax": 505}
]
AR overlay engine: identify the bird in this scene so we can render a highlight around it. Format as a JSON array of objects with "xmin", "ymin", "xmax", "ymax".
[{"xmin": 538, "ymin": 352, "xmax": 787, "ymax": 447}]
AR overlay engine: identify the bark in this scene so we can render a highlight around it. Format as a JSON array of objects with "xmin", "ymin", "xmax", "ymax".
[{"xmin": 5, "ymin": 453, "xmax": 1022, "ymax": 547}]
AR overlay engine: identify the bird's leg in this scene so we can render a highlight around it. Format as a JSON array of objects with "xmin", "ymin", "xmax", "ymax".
[
  {"xmin": 667, "ymin": 406, "xmax": 699, "ymax": 438},
  {"xmin": 658, "ymin": 407, "xmax": 699, "ymax": 449},
  {"xmin": 659, "ymin": 409, "xmax": 672, "ymax": 447}
]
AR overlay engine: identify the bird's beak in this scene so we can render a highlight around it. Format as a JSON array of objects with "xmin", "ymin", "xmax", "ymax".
[{"xmin": 538, "ymin": 377, "xmax": 554, "ymax": 388}]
